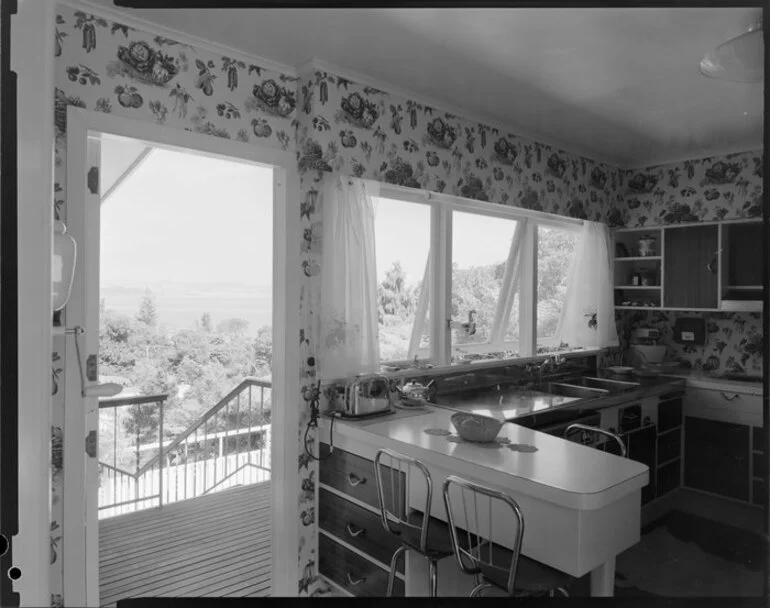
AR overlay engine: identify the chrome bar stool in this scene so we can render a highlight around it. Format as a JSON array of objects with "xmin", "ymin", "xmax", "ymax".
[
  {"xmin": 442, "ymin": 475, "xmax": 572, "ymax": 597},
  {"xmin": 373, "ymin": 448, "xmax": 454, "ymax": 597},
  {"xmin": 564, "ymin": 423, "xmax": 627, "ymax": 458}
]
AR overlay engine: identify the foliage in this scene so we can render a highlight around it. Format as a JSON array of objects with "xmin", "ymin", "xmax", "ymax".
[
  {"xmin": 376, "ymin": 228, "xmax": 576, "ymax": 360},
  {"xmin": 99, "ymin": 297, "xmax": 273, "ymax": 456}
]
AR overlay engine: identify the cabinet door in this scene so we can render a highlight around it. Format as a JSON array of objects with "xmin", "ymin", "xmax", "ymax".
[
  {"xmin": 684, "ymin": 416, "xmax": 749, "ymax": 501},
  {"xmin": 724, "ymin": 222, "xmax": 763, "ymax": 287},
  {"xmin": 625, "ymin": 425, "xmax": 657, "ymax": 504},
  {"xmin": 664, "ymin": 225, "xmax": 719, "ymax": 308}
]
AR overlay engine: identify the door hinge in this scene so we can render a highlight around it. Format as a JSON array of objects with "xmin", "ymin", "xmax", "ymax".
[
  {"xmin": 87, "ymin": 166, "xmax": 99, "ymax": 195},
  {"xmin": 86, "ymin": 354, "xmax": 98, "ymax": 382},
  {"xmin": 85, "ymin": 430, "xmax": 97, "ymax": 458}
]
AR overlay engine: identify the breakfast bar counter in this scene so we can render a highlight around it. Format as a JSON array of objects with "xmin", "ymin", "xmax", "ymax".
[{"xmin": 318, "ymin": 406, "xmax": 648, "ymax": 597}]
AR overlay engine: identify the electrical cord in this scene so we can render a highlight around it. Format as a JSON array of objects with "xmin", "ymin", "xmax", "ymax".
[{"xmin": 304, "ymin": 380, "xmax": 337, "ymax": 461}]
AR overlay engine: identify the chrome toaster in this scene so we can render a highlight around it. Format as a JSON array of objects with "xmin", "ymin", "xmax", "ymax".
[{"xmin": 343, "ymin": 374, "xmax": 392, "ymax": 417}]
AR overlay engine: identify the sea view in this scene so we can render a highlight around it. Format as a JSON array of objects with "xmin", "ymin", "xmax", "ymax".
[{"xmin": 101, "ymin": 280, "xmax": 273, "ymax": 336}]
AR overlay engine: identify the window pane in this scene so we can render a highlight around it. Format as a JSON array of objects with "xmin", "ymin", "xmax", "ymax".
[
  {"xmin": 451, "ymin": 211, "xmax": 519, "ymax": 349},
  {"xmin": 537, "ymin": 226, "xmax": 578, "ymax": 345},
  {"xmin": 374, "ymin": 198, "xmax": 431, "ymax": 361}
]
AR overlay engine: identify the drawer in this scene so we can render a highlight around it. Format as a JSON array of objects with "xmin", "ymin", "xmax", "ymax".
[
  {"xmin": 657, "ymin": 428, "xmax": 681, "ymax": 464},
  {"xmin": 320, "ymin": 443, "xmax": 405, "ymax": 510},
  {"xmin": 319, "ymin": 532, "xmax": 404, "ymax": 597},
  {"xmin": 684, "ymin": 388, "xmax": 762, "ymax": 427},
  {"xmin": 319, "ymin": 487, "xmax": 403, "ymax": 573},
  {"xmin": 752, "ymin": 426, "xmax": 765, "ymax": 454}
]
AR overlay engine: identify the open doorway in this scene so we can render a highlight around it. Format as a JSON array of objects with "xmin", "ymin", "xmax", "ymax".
[{"xmin": 92, "ymin": 135, "xmax": 274, "ymax": 605}]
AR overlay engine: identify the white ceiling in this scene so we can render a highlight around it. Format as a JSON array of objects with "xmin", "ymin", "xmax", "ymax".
[{"xmin": 86, "ymin": 3, "xmax": 763, "ymax": 168}]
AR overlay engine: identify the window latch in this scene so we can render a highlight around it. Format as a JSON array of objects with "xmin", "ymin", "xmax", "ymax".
[{"xmin": 448, "ymin": 310, "xmax": 477, "ymax": 335}]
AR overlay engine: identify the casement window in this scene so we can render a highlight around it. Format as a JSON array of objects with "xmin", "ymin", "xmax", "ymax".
[{"xmin": 372, "ymin": 185, "xmax": 582, "ymax": 367}]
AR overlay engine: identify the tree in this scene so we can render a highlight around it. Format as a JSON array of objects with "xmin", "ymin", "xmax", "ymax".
[
  {"xmin": 378, "ymin": 261, "xmax": 416, "ymax": 320},
  {"xmin": 136, "ymin": 289, "xmax": 158, "ymax": 328},
  {"xmin": 217, "ymin": 317, "xmax": 249, "ymax": 334},
  {"xmin": 200, "ymin": 312, "xmax": 213, "ymax": 332}
]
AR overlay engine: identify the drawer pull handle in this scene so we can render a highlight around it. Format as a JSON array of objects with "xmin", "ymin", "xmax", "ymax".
[
  {"xmin": 346, "ymin": 572, "xmax": 366, "ymax": 586},
  {"xmin": 720, "ymin": 392, "xmax": 741, "ymax": 401},
  {"xmin": 347, "ymin": 473, "xmax": 366, "ymax": 487},
  {"xmin": 346, "ymin": 523, "xmax": 366, "ymax": 538}
]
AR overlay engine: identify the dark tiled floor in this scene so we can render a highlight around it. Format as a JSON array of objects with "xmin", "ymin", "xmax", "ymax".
[{"xmin": 569, "ymin": 508, "xmax": 765, "ymax": 597}]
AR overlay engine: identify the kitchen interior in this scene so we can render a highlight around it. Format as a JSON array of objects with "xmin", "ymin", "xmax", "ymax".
[
  {"xmin": 301, "ymin": 8, "xmax": 767, "ymax": 601},
  {"xmin": 44, "ymin": 2, "xmax": 766, "ymax": 602}
]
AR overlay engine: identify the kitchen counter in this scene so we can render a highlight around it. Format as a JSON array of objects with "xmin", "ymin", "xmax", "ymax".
[
  {"xmin": 318, "ymin": 405, "xmax": 648, "ymax": 596},
  {"xmin": 321, "ymin": 406, "xmax": 648, "ymax": 510},
  {"xmin": 431, "ymin": 373, "xmax": 686, "ymax": 422}
]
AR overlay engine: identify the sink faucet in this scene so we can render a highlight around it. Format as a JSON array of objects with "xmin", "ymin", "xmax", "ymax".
[{"xmin": 537, "ymin": 354, "xmax": 566, "ymax": 385}]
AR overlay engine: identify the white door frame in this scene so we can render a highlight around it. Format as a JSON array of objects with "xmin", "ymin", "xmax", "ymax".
[
  {"xmin": 12, "ymin": 1, "xmax": 57, "ymax": 606},
  {"xmin": 65, "ymin": 107, "xmax": 300, "ymax": 604}
]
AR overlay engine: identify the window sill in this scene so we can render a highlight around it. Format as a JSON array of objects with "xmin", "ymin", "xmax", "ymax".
[{"xmin": 379, "ymin": 347, "xmax": 605, "ymax": 380}]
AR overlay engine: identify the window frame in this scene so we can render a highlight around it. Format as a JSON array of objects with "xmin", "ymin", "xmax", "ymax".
[{"xmin": 375, "ymin": 184, "xmax": 583, "ymax": 367}]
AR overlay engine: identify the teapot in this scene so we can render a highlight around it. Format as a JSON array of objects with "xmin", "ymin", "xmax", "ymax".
[{"xmin": 395, "ymin": 379, "xmax": 436, "ymax": 402}]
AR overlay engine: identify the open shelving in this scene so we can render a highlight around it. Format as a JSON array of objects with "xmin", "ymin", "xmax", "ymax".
[{"xmin": 613, "ymin": 227, "xmax": 663, "ymax": 308}]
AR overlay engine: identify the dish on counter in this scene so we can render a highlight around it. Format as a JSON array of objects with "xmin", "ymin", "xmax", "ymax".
[
  {"xmin": 450, "ymin": 412, "xmax": 505, "ymax": 443},
  {"xmin": 605, "ymin": 366, "xmax": 634, "ymax": 375}
]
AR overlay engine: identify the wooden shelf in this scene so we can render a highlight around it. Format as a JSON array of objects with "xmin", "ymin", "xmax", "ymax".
[
  {"xmin": 614, "ymin": 256, "xmax": 661, "ymax": 262},
  {"xmin": 614, "ymin": 285, "xmax": 661, "ymax": 290}
]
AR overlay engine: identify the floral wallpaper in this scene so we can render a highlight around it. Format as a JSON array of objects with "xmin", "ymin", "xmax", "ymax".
[
  {"xmin": 51, "ymin": 6, "xmax": 312, "ymax": 604},
  {"xmin": 606, "ymin": 150, "xmax": 763, "ymax": 229},
  {"xmin": 295, "ymin": 70, "xmax": 621, "ymax": 222},
  {"xmin": 608, "ymin": 150, "xmax": 764, "ymax": 375},
  {"xmin": 618, "ymin": 310, "xmax": 763, "ymax": 376}
]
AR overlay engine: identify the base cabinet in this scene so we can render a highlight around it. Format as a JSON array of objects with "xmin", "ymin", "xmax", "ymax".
[
  {"xmin": 623, "ymin": 425, "xmax": 657, "ymax": 505},
  {"xmin": 319, "ymin": 533, "xmax": 404, "ymax": 597},
  {"xmin": 684, "ymin": 416, "xmax": 750, "ymax": 502},
  {"xmin": 318, "ymin": 443, "xmax": 405, "ymax": 597}
]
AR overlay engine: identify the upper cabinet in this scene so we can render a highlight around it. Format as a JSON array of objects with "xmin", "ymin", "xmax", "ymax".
[
  {"xmin": 721, "ymin": 221, "xmax": 763, "ymax": 310},
  {"xmin": 663, "ymin": 224, "xmax": 719, "ymax": 309},
  {"xmin": 613, "ymin": 219, "xmax": 762, "ymax": 312}
]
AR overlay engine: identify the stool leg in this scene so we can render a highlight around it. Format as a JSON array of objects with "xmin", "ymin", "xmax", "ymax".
[
  {"xmin": 387, "ymin": 546, "xmax": 406, "ymax": 597},
  {"xmin": 428, "ymin": 558, "xmax": 438, "ymax": 597}
]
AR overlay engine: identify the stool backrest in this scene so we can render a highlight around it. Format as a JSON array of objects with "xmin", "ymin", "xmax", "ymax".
[
  {"xmin": 564, "ymin": 423, "xmax": 627, "ymax": 458},
  {"xmin": 442, "ymin": 475, "xmax": 524, "ymax": 596},
  {"xmin": 373, "ymin": 448, "xmax": 432, "ymax": 553}
]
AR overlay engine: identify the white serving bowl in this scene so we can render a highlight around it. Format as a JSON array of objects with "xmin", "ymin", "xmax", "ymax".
[{"xmin": 451, "ymin": 412, "xmax": 504, "ymax": 443}]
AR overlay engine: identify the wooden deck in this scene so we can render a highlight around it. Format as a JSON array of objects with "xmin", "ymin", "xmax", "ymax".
[{"xmin": 99, "ymin": 482, "xmax": 272, "ymax": 606}]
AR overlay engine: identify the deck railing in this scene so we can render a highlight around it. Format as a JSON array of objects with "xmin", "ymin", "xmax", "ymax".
[{"xmin": 98, "ymin": 378, "xmax": 271, "ymax": 519}]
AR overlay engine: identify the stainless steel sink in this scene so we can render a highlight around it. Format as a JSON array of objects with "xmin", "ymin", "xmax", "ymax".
[
  {"xmin": 545, "ymin": 383, "xmax": 610, "ymax": 399},
  {"xmin": 573, "ymin": 377, "xmax": 640, "ymax": 393}
]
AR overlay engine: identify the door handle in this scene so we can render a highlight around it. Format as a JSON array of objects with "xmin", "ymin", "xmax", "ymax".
[
  {"xmin": 346, "ymin": 523, "xmax": 366, "ymax": 538},
  {"xmin": 706, "ymin": 249, "xmax": 723, "ymax": 274},
  {"xmin": 346, "ymin": 572, "xmax": 366, "ymax": 586},
  {"xmin": 347, "ymin": 473, "xmax": 366, "ymax": 487},
  {"xmin": 719, "ymin": 392, "xmax": 741, "ymax": 401}
]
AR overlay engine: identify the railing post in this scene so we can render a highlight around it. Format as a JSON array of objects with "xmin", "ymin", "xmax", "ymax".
[{"xmin": 159, "ymin": 398, "xmax": 164, "ymax": 508}]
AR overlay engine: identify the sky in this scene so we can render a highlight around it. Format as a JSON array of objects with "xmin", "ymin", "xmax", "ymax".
[
  {"xmin": 374, "ymin": 199, "xmax": 518, "ymax": 287},
  {"xmin": 99, "ymin": 136, "xmax": 521, "ymax": 333}
]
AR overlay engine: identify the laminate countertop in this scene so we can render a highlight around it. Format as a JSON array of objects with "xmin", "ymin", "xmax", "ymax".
[
  {"xmin": 431, "ymin": 374, "xmax": 686, "ymax": 422},
  {"xmin": 319, "ymin": 406, "xmax": 648, "ymax": 511}
]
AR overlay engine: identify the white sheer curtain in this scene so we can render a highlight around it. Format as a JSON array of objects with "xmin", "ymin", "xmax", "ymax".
[
  {"xmin": 557, "ymin": 220, "xmax": 619, "ymax": 349},
  {"xmin": 317, "ymin": 175, "xmax": 381, "ymax": 380}
]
